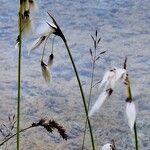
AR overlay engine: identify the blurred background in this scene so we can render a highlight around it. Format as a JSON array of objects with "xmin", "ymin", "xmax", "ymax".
[{"xmin": 0, "ymin": 0, "xmax": 150, "ymax": 149}]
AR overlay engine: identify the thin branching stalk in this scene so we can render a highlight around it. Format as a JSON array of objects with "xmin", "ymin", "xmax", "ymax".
[
  {"xmin": 0, "ymin": 126, "xmax": 32, "ymax": 147},
  {"xmin": 0, "ymin": 118, "xmax": 68, "ymax": 147},
  {"xmin": 81, "ymin": 31, "xmax": 103, "ymax": 149},
  {"xmin": 17, "ymin": 1, "xmax": 22, "ymax": 149},
  {"xmin": 63, "ymin": 38, "xmax": 95, "ymax": 150},
  {"xmin": 82, "ymin": 60, "xmax": 95, "ymax": 150},
  {"xmin": 126, "ymin": 83, "xmax": 139, "ymax": 150},
  {"xmin": 82, "ymin": 46, "xmax": 97, "ymax": 150},
  {"xmin": 28, "ymin": 13, "xmax": 95, "ymax": 149}
]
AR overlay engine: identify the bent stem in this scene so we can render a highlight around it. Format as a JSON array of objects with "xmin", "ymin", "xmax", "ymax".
[
  {"xmin": 126, "ymin": 82, "xmax": 139, "ymax": 150},
  {"xmin": 62, "ymin": 38, "xmax": 95, "ymax": 150},
  {"xmin": 0, "ymin": 126, "xmax": 33, "ymax": 147}
]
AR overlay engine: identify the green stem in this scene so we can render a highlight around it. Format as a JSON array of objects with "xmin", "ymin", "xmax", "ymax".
[
  {"xmin": 63, "ymin": 39, "xmax": 95, "ymax": 150},
  {"xmin": 127, "ymin": 81, "xmax": 139, "ymax": 150},
  {"xmin": 82, "ymin": 59, "xmax": 96, "ymax": 150},
  {"xmin": 17, "ymin": 6, "xmax": 22, "ymax": 150},
  {"xmin": 134, "ymin": 122, "xmax": 138, "ymax": 150}
]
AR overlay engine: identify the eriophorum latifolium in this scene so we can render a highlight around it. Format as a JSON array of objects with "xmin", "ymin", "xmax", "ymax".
[
  {"xmin": 88, "ymin": 58, "xmax": 139, "ymax": 150},
  {"xmin": 16, "ymin": 0, "xmax": 37, "ymax": 149},
  {"xmin": 15, "ymin": 0, "xmax": 38, "ymax": 49},
  {"xmin": 20, "ymin": 0, "xmax": 37, "ymax": 34},
  {"xmin": 28, "ymin": 12, "xmax": 96, "ymax": 149},
  {"xmin": 1, "ymin": 7, "xmax": 94, "ymax": 148},
  {"xmin": 11, "ymin": 0, "xmax": 95, "ymax": 149},
  {"xmin": 0, "ymin": 1, "xmax": 141, "ymax": 150}
]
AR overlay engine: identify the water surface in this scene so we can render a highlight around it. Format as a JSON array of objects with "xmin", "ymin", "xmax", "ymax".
[{"xmin": 0, "ymin": 0, "xmax": 150, "ymax": 149}]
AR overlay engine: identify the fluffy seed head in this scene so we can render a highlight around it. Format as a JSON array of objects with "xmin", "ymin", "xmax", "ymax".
[
  {"xmin": 41, "ymin": 61, "xmax": 51, "ymax": 83},
  {"xmin": 126, "ymin": 101, "xmax": 136, "ymax": 130},
  {"xmin": 102, "ymin": 143, "xmax": 113, "ymax": 150}
]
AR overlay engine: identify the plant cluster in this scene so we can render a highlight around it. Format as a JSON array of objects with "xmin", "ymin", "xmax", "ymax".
[{"xmin": 0, "ymin": 0, "xmax": 140, "ymax": 150}]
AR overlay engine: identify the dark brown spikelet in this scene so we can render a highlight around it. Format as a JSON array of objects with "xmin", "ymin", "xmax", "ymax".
[
  {"xmin": 32, "ymin": 119, "xmax": 67, "ymax": 140},
  {"xmin": 49, "ymin": 120, "xmax": 67, "ymax": 140},
  {"xmin": 124, "ymin": 57, "xmax": 127, "ymax": 70},
  {"xmin": 23, "ymin": 10, "xmax": 30, "ymax": 18},
  {"xmin": 106, "ymin": 88, "xmax": 113, "ymax": 96},
  {"xmin": 16, "ymin": 35, "xmax": 20, "ymax": 44},
  {"xmin": 47, "ymin": 53, "xmax": 54, "ymax": 67},
  {"xmin": 41, "ymin": 60, "xmax": 50, "ymax": 83},
  {"xmin": 29, "ymin": 0, "xmax": 34, "ymax": 4},
  {"xmin": 110, "ymin": 139, "xmax": 117, "ymax": 150}
]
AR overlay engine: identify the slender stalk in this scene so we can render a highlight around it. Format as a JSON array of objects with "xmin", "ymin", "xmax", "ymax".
[
  {"xmin": 82, "ymin": 57, "xmax": 96, "ymax": 149},
  {"xmin": 51, "ymin": 36, "xmax": 55, "ymax": 54},
  {"xmin": 63, "ymin": 39, "xmax": 95, "ymax": 150},
  {"xmin": 88, "ymin": 61, "xmax": 95, "ymax": 110},
  {"xmin": 82, "ymin": 41, "xmax": 97, "ymax": 150},
  {"xmin": 41, "ymin": 36, "xmax": 49, "ymax": 61},
  {"xmin": 81, "ymin": 31, "xmax": 101, "ymax": 149},
  {"xmin": 126, "ymin": 80, "xmax": 139, "ymax": 150},
  {"xmin": 17, "ymin": 3, "xmax": 22, "ymax": 150},
  {"xmin": 0, "ymin": 126, "xmax": 33, "ymax": 147}
]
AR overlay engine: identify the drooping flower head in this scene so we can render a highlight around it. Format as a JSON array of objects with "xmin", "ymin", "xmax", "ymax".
[
  {"xmin": 101, "ymin": 140, "xmax": 116, "ymax": 150},
  {"xmin": 20, "ymin": 0, "xmax": 37, "ymax": 15},
  {"xmin": 102, "ymin": 143, "xmax": 116, "ymax": 150},
  {"xmin": 89, "ymin": 67, "xmax": 126, "ymax": 117},
  {"xmin": 123, "ymin": 57, "xmax": 137, "ymax": 131},
  {"xmin": 28, "ymin": 13, "xmax": 60, "ymax": 53},
  {"xmin": 28, "ymin": 13, "xmax": 67, "ymax": 83},
  {"xmin": 19, "ymin": 0, "xmax": 38, "ymax": 35},
  {"xmin": 126, "ymin": 101, "xmax": 136, "ymax": 130},
  {"xmin": 99, "ymin": 67, "xmax": 126, "ymax": 90},
  {"xmin": 41, "ymin": 60, "xmax": 51, "ymax": 83}
]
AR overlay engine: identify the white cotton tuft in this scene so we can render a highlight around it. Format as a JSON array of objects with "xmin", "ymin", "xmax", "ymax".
[
  {"xmin": 29, "ymin": 0, "xmax": 38, "ymax": 12},
  {"xmin": 36, "ymin": 22, "xmax": 52, "ymax": 35},
  {"xmin": 41, "ymin": 61, "xmax": 51, "ymax": 83},
  {"xmin": 101, "ymin": 143, "xmax": 113, "ymax": 150},
  {"xmin": 47, "ymin": 21, "xmax": 57, "ymax": 29},
  {"xmin": 114, "ymin": 68, "xmax": 126, "ymax": 82},
  {"xmin": 126, "ymin": 101, "xmax": 136, "ymax": 130},
  {"xmin": 107, "ymin": 68, "xmax": 126, "ymax": 89},
  {"xmin": 98, "ymin": 71, "xmax": 112, "ymax": 89},
  {"xmin": 89, "ymin": 91, "xmax": 108, "ymax": 117},
  {"xmin": 15, "ymin": 42, "xmax": 19, "ymax": 50},
  {"xmin": 98, "ymin": 68, "xmax": 126, "ymax": 91},
  {"xmin": 28, "ymin": 35, "xmax": 47, "ymax": 55}
]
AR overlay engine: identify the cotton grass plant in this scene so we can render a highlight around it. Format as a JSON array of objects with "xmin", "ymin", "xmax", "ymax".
[
  {"xmin": 28, "ymin": 12, "xmax": 96, "ymax": 149},
  {"xmin": 0, "ymin": 1, "xmax": 140, "ymax": 149},
  {"xmin": 17, "ymin": 1, "xmax": 95, "ymax": 149},
  {"xmin": 88, "ymin": 58, "xmax": 139, "ymax": 150},
  {"xmin": 89, "ymin": 67, "xmax": 126, "ymax": 116},
  {"xmin": 16, "ymin": 0, "xmax": 38, "ymax": 149},
  {"xmin": 124, "ymin": 57, "xmax": 139, "ymax": 150},
  {"xmin": 11, "ymin": 0, "xmax": 95, "ymax": 148}
]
